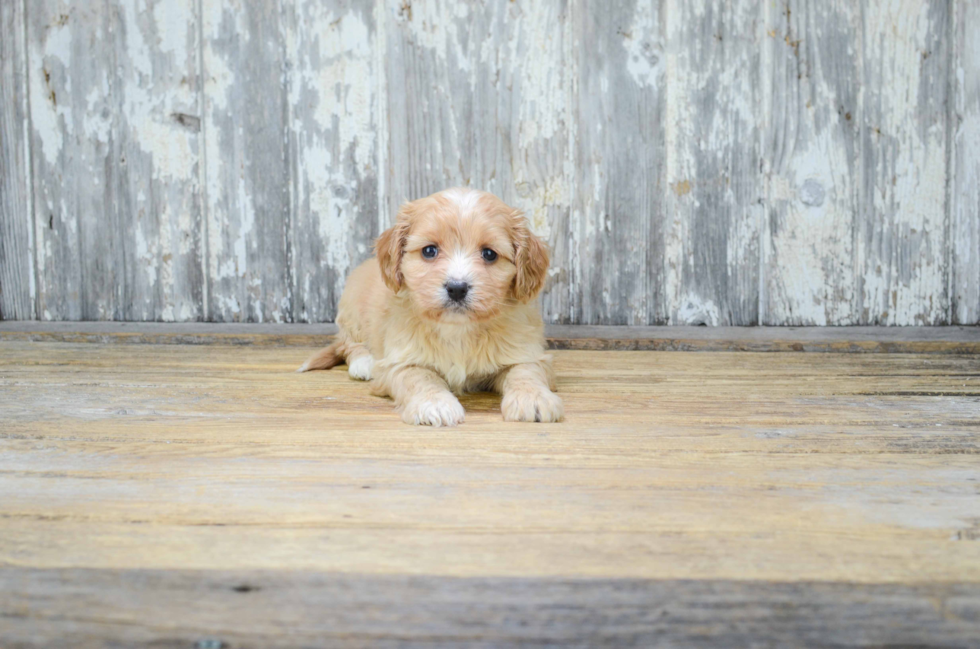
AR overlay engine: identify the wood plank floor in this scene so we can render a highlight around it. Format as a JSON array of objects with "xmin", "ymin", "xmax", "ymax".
[{"xmin": 1, "ymin": 341, "xmax": 979, "ymax": 646}]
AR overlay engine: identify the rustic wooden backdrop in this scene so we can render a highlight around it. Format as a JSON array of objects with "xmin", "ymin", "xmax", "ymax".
[{"xmin": 1, "ymin": 0, "xmax": 977, "ymax": 325}]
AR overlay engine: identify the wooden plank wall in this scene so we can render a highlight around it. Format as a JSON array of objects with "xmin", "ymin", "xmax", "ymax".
[{"xmin": 0, "ymin": 0, "xmax": 976, "ymax": 325}]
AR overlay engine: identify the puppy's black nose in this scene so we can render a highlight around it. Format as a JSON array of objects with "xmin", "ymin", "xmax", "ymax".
[{"xmin": 445, "ymin": 280, "xmax": 469, "ymax": 303}]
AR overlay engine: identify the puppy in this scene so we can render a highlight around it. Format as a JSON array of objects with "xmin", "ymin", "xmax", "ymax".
[{"xmin": 298, "ymin": 188, "xmax": 563, "ymax": 426}]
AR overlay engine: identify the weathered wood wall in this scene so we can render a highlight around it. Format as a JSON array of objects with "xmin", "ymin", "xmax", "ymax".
[{"xmin": 0, "ymin": 0, "xmax": 977, "ymax": 325}]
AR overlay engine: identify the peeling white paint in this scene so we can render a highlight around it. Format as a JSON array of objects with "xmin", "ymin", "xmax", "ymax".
[
  {"xmin": 373, "ymin": 0, "xmax": 389, "ymax": 234},
  {"xmin": 662, "ymin": 0, "xmax": 687, "ymax": 322},
  {"xmin": 217, "ymin": 295, "xmax": 241, "ymax": 317},
  {"xmin": 301, "ymin": 141, "xmax": 353, "ymax": 289},
  {"xmin": 286, "ymin": 1, "xmax": 380, "ymax": 314},
  {"xmin": 30, "ymin": 20, "xmax": 72, "ymax": 166},
  {"xmin": 676, "ymin": 294, "xmax": 721, "ymax": 326},
  {"xmin": 860, "ymin": 0, "xmax": 947, "ymax": 325},
  {"xmin": 507, "ymin": 2, "xmax": 569, "ymax": 248},
  {"xmin": 234, "ymin": 175, "xmax": 254, "ymax": 279},
  {"xmin": 624, "ymin": 0, "xmax": 662, "ymax": 89},
  {"xmin": 514, "ymin": 176, "xmax": 564, "ymax": 240},
  {"xmin": 664, "ymin": 0, "xmax": 762, "ymax": 325},
  {"xmin": 203, "ymin": 46, "xmax": 234, "ymax": 112},
  {"xmin": 951, "ymin": 0, "xmax": 980, "ymax": 324},
  {"xmin": 21, "ymin": 0, "xmax": 203, "ymax": 321},
  {"xmin": 119, "ymin": 0, "xmax": 198, "ymax": 182},
  {"xmin": 83, "ymin": 84, "xmax": 111, "ymax": 144},
  {"xmin": 153, "ymin": 0, "xmax": 191, "ymax": 67},
  {"xmin": 768, "ymin": 120, "xmax": 856, "ymax": 325},
  {"xmin": 12, "ymin": 0, "xmax": 973, "ymax": 326},
  {"xmin": 201, "ymin": 3, "xmax": 236, "ymax": 113},
  {"xmin": 135, "ymin": 225, "xmax": 158, "ymax": 288},
  {"xmin": 310, "ymin": 11, "xmax": 373, "ymax": 171},
  {"xmin": 513, "ymin": 3, "xmax": 565, "ymax": 145},
  {"xmin": 404, "ymin": 0, "xmax": 472, "ymax": 79}
]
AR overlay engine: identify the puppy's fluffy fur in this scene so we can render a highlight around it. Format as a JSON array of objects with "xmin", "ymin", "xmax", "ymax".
[{"xmin": 298, "ymin": 188, "xmax": 563, "ymax": 426}]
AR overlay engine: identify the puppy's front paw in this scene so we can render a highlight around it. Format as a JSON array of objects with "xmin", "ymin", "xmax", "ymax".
[
  {"xmin": 502, "ymin": 388, "xmax": 563, "ymax": 423},
  {"xmin": 348, "ymin": 355, "xmax": 374, "ymax": 381},
  {"xmin": 402, "ymin": 393, "xmax": 465, "ymax": 427}
]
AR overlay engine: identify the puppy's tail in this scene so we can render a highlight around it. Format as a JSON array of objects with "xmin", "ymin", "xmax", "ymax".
[{"xmin": 297, "ymin": 340, "xmax": 345, "ymax": 373}]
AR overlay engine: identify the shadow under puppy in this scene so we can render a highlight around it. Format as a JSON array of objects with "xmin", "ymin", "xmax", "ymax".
[{"xmin": 298, "ymin": 188, "xmax": 563, "ymax": 426}]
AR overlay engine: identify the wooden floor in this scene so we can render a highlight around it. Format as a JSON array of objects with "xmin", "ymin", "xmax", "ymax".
[{"xmin": 1, "ymin": 340, "xmax": 979, "ymax": 647}]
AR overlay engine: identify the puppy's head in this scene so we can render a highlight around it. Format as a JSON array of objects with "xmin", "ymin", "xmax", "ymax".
[{"xmin": 375, "ymin": 188, "xmax": 548, "ymax": 322}]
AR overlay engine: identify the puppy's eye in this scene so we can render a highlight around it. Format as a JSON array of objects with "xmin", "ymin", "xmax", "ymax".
[
  {"xmin": 481, "ymin": 248, "xmax": 498, "ymax": 263},
  {"xmin": 421, "ymin": 245, "xmax": 438, "ymax": 259}
]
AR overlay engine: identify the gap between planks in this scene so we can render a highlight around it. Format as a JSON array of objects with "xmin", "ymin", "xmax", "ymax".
[{"xmin": 0, "ymin": 322, "xmax": 978, "ymax": 353}]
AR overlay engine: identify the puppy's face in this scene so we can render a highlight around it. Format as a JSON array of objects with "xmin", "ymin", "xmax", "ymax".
[{"xmin": 376, "ymin": 188, "xmax": 548, "ymax": 323}]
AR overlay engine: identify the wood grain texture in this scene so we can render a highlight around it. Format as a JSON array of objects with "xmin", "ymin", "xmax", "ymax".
[
  {"xmin": 285, "ymin": 0, "xmax": 381, "ymax": 323},
  {"xmin": 763, "ymin": 0, "xmax": 861, "ymax": 325},
  {"xmin": 201, "ymin": 0, "xmax": 291, "ymax": 323},
  {"xmin": 951, "ymin": 0, "xmax": 980, "ymax": 324},
  {"xmin": 0, "ymin": 342, "xmax": 979, "ymax": 580},
  {"xmin": 0, "ymin": 342, "xmax": 979, "ymax": 643},
  {"xmin": 3, "ymin": 570, "xmax": 979, "ymax": 648},
  {"xmin": 664, "ymin": 0, "xmax": 763, "ymax": 326},
  {"xmin": 563, "ymin": 0, "xmax": 664, "ymax": 325},
  {"xmin": 858, "ymin": 0, "xmax": 950, "ymax": 325},
  {"xmin": 27, "ymin": 0, "xmax": 99, "ymax": 320},
  {"xmin": 765, "ymin": 0, "xmax": 954, "ymax": 326},
  {"xmin": 0, "ymin": 0, "xmax": 35, "ymax": 320},
  {"xmin": 27, "ymin": 0, "xmax": 204, "ymax": 322}
]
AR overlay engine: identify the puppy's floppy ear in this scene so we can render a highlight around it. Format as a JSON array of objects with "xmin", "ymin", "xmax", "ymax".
[
  {"xmin": 511, "ymin": 211, "xmax": 550, "ymax": 303},
  {"xmin": 375, "ymin": 204, "xmax": 413, "ymax": 292}
]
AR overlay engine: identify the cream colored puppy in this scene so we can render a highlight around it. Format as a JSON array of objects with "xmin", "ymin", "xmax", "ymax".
[{"xmin": 298, "ymin": 188, "xmax": 562, "ymax": 426}]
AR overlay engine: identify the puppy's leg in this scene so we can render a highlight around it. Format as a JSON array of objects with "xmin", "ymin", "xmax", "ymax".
[
  {"xmin": 375, "ymin": 365, "xmax": 465, "ymax": 427},
  {"xmin": 495, "ymin": 360, "xmax": 563, "ymax": 423},
  {"xmin": 345, "ymin": 344, "xmax": 375, "ymax": 381}
]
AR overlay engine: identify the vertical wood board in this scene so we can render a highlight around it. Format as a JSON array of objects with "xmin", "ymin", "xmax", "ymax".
[
  {"xmin": 202, "ymin": 0, "xmax": 291, "ymax": 322},
  {"xmin": 285, "ymin": 0, "xmax": 380, "ymax": 323},
  {"xmin": 0, "ymin": 0, "xmax": 35, "ymax": 320},
  {"xmin": 951, "ymin": 0, "xmax": 980, "ymax": 324},
  {"xmin": 762, "ymin": 0, "xmax": 862, "ymax": 325},
  {"xmin": 857, "ymin": 0, "xmax": 950, "ymax": 325},
  {"xmin": 564, "ymin": 0, "xmax": 666, "ymax": 325},
  {"xmin": 663, "ymin": 0, "xmax": 763, "ymax": 325}
]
